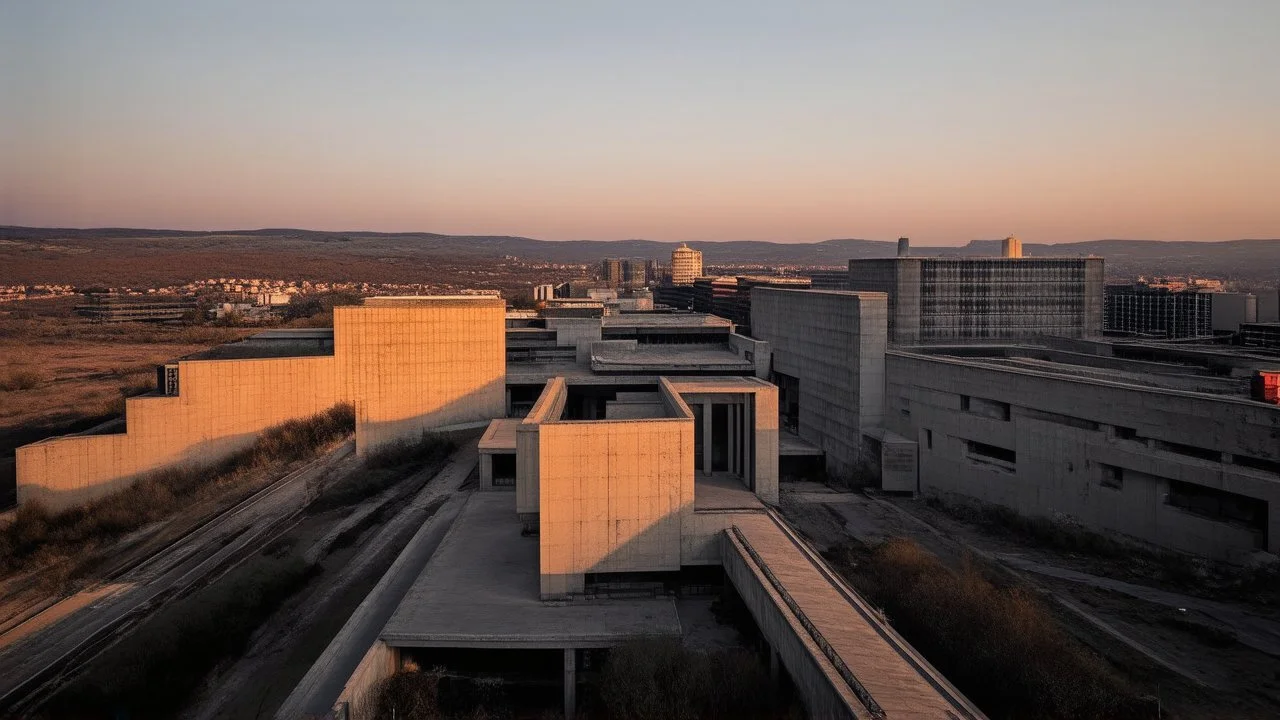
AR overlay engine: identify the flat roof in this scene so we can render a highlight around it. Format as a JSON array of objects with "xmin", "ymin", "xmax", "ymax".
[
  {"xmin": 478, "ymin": 419, "xmax": 520, "ymax": 452},
  {"xmin": 694, "ymin": 474, "xmax": 765, "ymax": 511},
  {"xmin": 779, "ymin": 430, "xmax": 825, "ymax": 457},
  {"xmin": 666, "ymin": 377, "xmax": 775, "ymax": 394},
  {"xmin": 591, "ymin": 344, "xmax": 754, "ymax": 372},
  {"xmin": 601, "ymin": 313, "xmax": 732, "ymax": 328},
  {"xmin": 381, "ymin": 493, "xmax": 681, "ymax": 648},
  {"xmin": 249, "ymin": 328, "xmax": 334, "ymax": 340}
]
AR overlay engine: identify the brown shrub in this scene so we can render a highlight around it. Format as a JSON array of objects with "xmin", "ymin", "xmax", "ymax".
[
  {"xmin": 829, "ymin": 538, "xmax": 1153, "ymax": 719},
  {"xmin": 0, "ymin": 403, "xmax": 354, "ymax": 576},
  {"xmin": 0, "ymin": 367, "xmax": 47, "ymax": 391},
  {"xmin": 600, "ymin": 637, "xmax": 778, "ymax": 720}
]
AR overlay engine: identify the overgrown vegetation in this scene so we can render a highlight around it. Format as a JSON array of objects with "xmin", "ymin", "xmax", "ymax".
[
  {"xmin": 826, "ymin": 538, "xmax": 1154, "ymax": 719},
  {"xmin": 0, "ymin": 403, "xmax": 354, "ymax": 575},
  {"xmin": 310, "ymin": 431, "xmax": 456, "ymax": 512},
  {"xmin": 599, "ymin": 637, "xmax": 779, "ymax": 720},
  {"xmin": 43, "ymin": 546, "xmax": 317, "ymax": 719},
  {"xmin": 356, "ymin": 668, "xmax": 512, "ymax": 720}
]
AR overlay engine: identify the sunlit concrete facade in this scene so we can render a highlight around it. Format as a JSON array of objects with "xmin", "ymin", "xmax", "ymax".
[
  {"xmin": 16, "ymin": 296, "xmax": 506, "ymax": 510},
  {"xmin": 513, "ymin": 376, "xmax": 779, "ymax": 598},
  {"xmin": 336, "ymin": 297, "xmax": 505, "ymax": 454}
]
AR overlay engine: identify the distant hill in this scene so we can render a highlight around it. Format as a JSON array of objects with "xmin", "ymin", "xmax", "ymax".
[{"xmin": 1, "ymin": 226, "xmax": 1277, "ymax": 287}]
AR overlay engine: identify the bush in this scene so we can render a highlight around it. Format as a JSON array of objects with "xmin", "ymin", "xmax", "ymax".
[
  {"xmin": 0, "ymin": 367, "xmax": 47, "ymax": 391},
  {"xmin": 310, "ymin": 431, "xmax": 455, "ymax": 512},
  {"xmin": 46, "ymin": 551, "xmax": 317, "ymax": 719},
  {"xmin": 600, "ymin": 637, "xmax": 777, "ymax": 720},
  {"xmin": 0, "ymin": 403, "xmax": 354, "ymax": 575},
  {"xmin": 826, "ymin": 538, "xmax": 1152, "ymax": 719}
]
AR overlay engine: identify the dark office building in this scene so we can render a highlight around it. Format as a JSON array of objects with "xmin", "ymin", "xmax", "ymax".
[{"xmin": 1104, "ymin": 285, "xmax": 1213, "ymax": 339}]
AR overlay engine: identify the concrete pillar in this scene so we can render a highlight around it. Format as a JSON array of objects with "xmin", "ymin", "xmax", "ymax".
[
  {"xmin": 744, "ymin": 398, "xmax": 754, "ymax": 490},
  {"xmin": 505, "ymin": 388, "xmax": 512, "ymax": 417},
  {"xmin": 729, "ymin": 404, "xmax": 738, "ymax": 476},
  {"xmin": 564, "ymin": 648, "xmax": 577, "ymax": 719},
  {"xmin": 479, "ymin": 453, "xmax": 493, "ymax": 491},
  {"xmin": 702, "ymin": 402, "xmax": 714, "ymax": 476}
]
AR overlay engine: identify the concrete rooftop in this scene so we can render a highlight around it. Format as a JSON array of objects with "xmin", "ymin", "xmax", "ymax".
[
  {"xmin": 591, "ymin": 344, "xmax": 754, "ymax": 373},
  {"xmin": 380, "ymin": 493, "xmax": 682, "ymax": 649},
  {"xmin": 478, "ymin": 419, "xmax": 519, "ymax": 452},
  {"xmin": 601, "ymin": 313, "xmax": 732, "ymax": 328}
]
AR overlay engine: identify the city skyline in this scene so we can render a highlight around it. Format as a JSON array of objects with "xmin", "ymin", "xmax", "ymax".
[{"xmin": 3, "ymin": 1, "xmax": 1280, "ymax": 244}]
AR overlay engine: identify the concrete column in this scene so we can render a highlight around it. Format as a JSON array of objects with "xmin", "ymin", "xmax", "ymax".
[
  {"xmin": 505, "ymin": 388, "xmax": 512, "ymax": 417},
  {"xmin": 702, "ymin": 402, "xmax": 714, "ymax": 476},
  {"xmin": 479, "ymin": 453, "xmax": 493, "ymax": 491},
  {"xmin": 744, "ymin": 398, "xmax": 754, "ymax": 490},
  {"xmin": 729, "ymin": 404, "xmax": 738, "ymax": 476},
  {"xmin": 564, "ymin": 648, "xmax": 577, "ymax": 719}
]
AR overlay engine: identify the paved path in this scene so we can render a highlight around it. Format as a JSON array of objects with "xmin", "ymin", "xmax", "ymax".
[{"xmin": 996, "ymin": 553, "xmax": 1280, "ymax": 658}]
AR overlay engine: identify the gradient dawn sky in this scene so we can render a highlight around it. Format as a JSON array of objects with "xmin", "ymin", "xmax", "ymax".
[{"xmin": 2, "ymin": 1, "xmax": 1278, "ymax": 244}]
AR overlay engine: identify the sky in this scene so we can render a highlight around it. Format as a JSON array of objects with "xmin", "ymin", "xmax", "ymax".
[{"xmin": 2, "ymin": 1, "xmax": 1278, "ymax": 245}]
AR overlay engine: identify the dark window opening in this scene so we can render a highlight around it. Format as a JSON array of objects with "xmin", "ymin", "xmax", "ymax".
[
  {"xmin": 1160, "ymin": 440, "xmax": 1223, "ymax": 463},
  {"xmin": 1115, "ymin": 426, "xmax": 1139, "ymax": 440},
  {"xmin": 924, "ymin": 429, "xmax": 933, "ymax": 450},
  {"xmin": 493, "ymin": 454, "xmax": 517, "ymax": 486},
  {"xmin": 1101, "ymin": 464, "xmax": 1123, "ymax": 490},
  {"xmin": 967, "ymin": 440, "xmax": 1016, "ymax": 466},
  {"xmin": 1232, "ymin": 454, "xmax": 1280, "ymax": 476},
  {"xmin": 960, "ymin": 395, "xmax": 971, "ymax": 411},
  {"xmin": 1167, "ymin": 480, "xmax": 1267, "ymax": 543}
]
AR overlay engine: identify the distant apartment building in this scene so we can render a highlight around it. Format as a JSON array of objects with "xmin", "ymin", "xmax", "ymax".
[
  {"xmin": 601, "ymin": 258, "xmax": 648, "ymax": 289},
  {"xmin": 1104, "ymin": 284, "xmax": 1213, "ymax": 339},
  {"xmin": 847, "ymin": 241, "xmax": 1104, "ymax": 344},
  {"xmin": 806, "ymin": 270, "xmax": 849, "ymax": 291},
  {"xmin": 1241, "ymin": 322, "xmax": 1280, "ymax": 349},
  {"xmin": 532, "ymin": 284, "xmax": 555, "ymax": 302},
  {"xmin": 601, "ymin": 258, "xmax": 623, "ymax": 288},
  {"xmin": 670, "ymin": 243, "xmax": 703, "ymax": 286}
]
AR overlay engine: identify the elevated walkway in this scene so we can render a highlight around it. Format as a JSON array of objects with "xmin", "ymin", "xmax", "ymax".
[{"xmin": 723, "ymin": 511, "xmax": 983, "ymax": 719}]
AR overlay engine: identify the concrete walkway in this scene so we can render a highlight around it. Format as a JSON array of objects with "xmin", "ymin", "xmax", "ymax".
[{"xmin": 727, "ymin": 512, "xmax": 982, "ymax": 719}]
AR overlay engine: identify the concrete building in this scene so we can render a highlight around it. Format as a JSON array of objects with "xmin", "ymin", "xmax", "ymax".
[
  {"xmin": 600, "ymin": 258, "xmax": 623, "ymax": 288},
  {"xmin": 532, "ymin": 283, "xmax": 555, "ymax": 302},
  {"xmin": 16, "ymin": 297, "xmax": 505, "ymax": 509},
  {"xmin": 847, "ymin": 254, "xmax": 1105, "ymax": 344},
  {"xmin": 1241, "ymin": 322, "xmax": 1280, "ymax": 349},
  {"xmin": 751, "ymin": 288, "xmax": 888, "ymax": 480},
  {"xmin": 1258, "ymin": 288, "xmax": 1280, "ymax": 323},
  {"xmin": 1104, "ymin": 284, "xmax": 1214, "ymax": 338},
  {"xmin": 1210, "ymin": 291, "xmax": 1258, "ymax": 333},
  {"xmin": 806, "ymin": 269, "xmax": 850, "ymax": 291},
  {"xmin": 882, "ymin": 343, "xmax": 1280, "ymax": 561},
  {"xmin": 670, "ymin": 242, "xmax": 703, "ymax": 286}
]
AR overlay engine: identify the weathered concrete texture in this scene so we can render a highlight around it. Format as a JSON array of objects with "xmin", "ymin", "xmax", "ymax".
[
  {"xmin": 885, "ymin": 349, "xmax": 1280, "ymax": 560},
  {"xmin": 848, "ymin": 257, "xmax": 1105, "ymax": 344},
  {"xmin": 336, "ymin": 297, "xmax": 506, "ymax": 454},
  {"xmin": 538, "ymin": 380, "xmax": 696, "ymax": 598},
  {"xmin": 17, "ymin": 356, "xmax": 342, "ymax": 510},
  {"xmin": 381, "ymin": 493, "xmax": 681, "ymax": 647},
  {"xmin": 478, "ymin": 419, "xmax": 519, "ymax": 491},
  {"xmin": 723, "ymin": 513, "xmax": 981, "ymax": 719},
  {"xmin": 751, "ymin": 288, "xmax": 887, "ymax": 479}
]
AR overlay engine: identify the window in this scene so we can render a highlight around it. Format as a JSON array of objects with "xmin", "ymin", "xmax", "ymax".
[
  {"xmin": 924, "ymin": 429, "xmax": 933, "ymax": 450},
  {"xmin": 966, "ymin": 440, "xmax": 1016, "ymax": 468},
  {"xmin": 1167, "ymin": 480, "xmax": 1267, "ymax": 538},
  {"xmin": 960, "ymin": 395, "xmax": 971, "ymax": 411},
  {"xmin": 1100, "ymin": 464, "xmax": 1123, "ymax": 490},
  {"xmin": 1115, "ymin": 426, "xmax": 1138, "ymax": 440}
]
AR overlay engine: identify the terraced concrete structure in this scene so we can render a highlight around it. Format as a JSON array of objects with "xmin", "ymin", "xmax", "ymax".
[{"xmin": 16, "ymin": 296, "xmax": 505, "ymax": 510}]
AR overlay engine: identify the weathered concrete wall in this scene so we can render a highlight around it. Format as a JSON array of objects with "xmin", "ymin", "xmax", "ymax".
[
  {"xmin": 335, "ymin": 297, "xmax": 505, "ymax": 454},
  {"xmin": 751, "ymin": 288, "xmax": 887, "ymax": 479},
  {"xmin": 17, "ymin": 355, "xmax": 342, "ymax": 510},
  {"xmin": 728, "ymin": 332, "xmax": 771, "ymax": 378},
  {"xmin": 537, "ymin": 381, "xmax": 695, "ymax": 598},
  {"xmin": 885, "ymin": 350, "xmax": 1280, "ymax": 560}
]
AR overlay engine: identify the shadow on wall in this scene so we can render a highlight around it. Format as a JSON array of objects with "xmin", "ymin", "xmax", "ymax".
[{"xmin": 355, "ymin": 379, "xmax": 505, "ymax": 457}]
